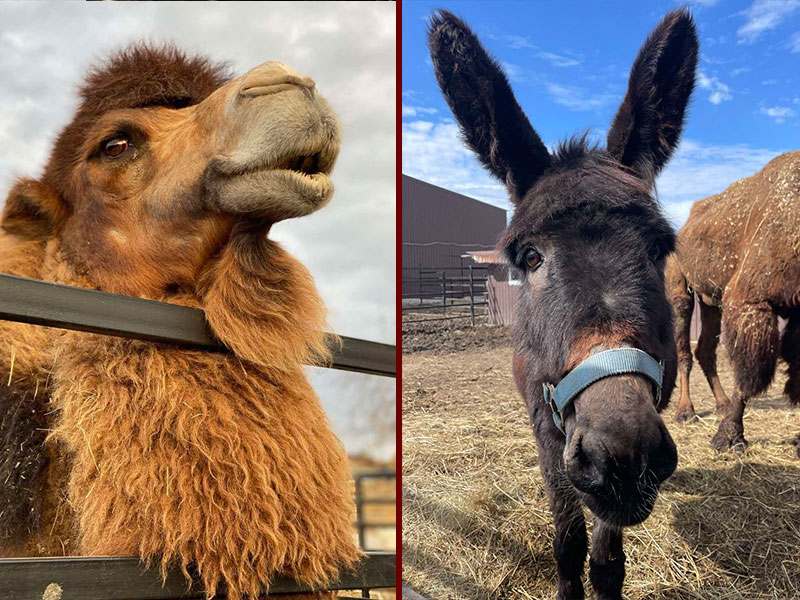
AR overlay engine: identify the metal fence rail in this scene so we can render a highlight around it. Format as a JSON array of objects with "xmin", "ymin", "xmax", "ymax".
[
  {"xmin": 0, "ymin": 272, "xmax": 397, "ymax": 597},
  {"xmin": 0, "ymin": 552, "xmax": 396, "ymax": 600},
  {"xmin": 0, "ymin": 273, "xmax": 395, "ymax": 378}
]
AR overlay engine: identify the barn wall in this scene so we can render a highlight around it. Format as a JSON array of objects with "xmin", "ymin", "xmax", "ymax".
[{"xmin": 402, "ymin": 175, "xmax": 507, "ymax": 297}]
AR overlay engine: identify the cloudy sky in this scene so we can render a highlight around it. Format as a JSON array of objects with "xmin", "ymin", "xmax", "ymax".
[
  {"xmin": 403, "ymin": 0, "xmax": 799, "ymax": 228},
  {"xmin": 0, "ymin": 1, "xmax": 396, "ymax": 459}
]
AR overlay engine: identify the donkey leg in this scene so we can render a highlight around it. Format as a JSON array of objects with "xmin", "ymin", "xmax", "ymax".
[
  {"xmin": 540, "ymin": 455, "xmax": 587, "ymax": 600},
  {"xmin": 670, "ymin": 270, "xmax": 696, "ymax": 422},
  {"xmin": 550, "ymin": 483, "xmax": 588, "ymax": 600},
  {"xmin": 589, "ymin": 519, "xmax": 625, "ymax": 600},
  {"xmin": 695, "ymin": 302, "xmax": 731, "ymax": 413},
  {"xmin": 714, "ymin": 299, "xmax": 779, "ymax": 452}
]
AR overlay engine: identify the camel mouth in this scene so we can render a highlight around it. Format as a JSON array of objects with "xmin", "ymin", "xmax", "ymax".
[
  {"xmin": 276, "ymin": 152, "xmax": 325, "ymax": 177},
  {"xmin": 209, "ymin": 147, "xmax": 336, "ymax": 221}
]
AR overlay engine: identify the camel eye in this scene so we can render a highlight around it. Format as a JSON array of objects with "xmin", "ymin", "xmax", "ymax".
[
  {"xmin": 104, "ymin": 137, "xmax": 129, "ymax": 158},
  {"xmin": 525, "ymin": 247, "xmax": 543, "ymax": 270}
]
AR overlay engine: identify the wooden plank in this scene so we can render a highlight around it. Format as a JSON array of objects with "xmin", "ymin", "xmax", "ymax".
[
  {"xmin": 0, "ymin": 273, "xmax": 394, "ymax": 377},
  {"xmin": 0, "ymin": 552, "xmax": 395, "ymax": 600}
]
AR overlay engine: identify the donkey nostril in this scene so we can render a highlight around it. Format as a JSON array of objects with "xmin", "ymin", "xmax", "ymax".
[{"xmin": 566, "ymin": 433, "xmax": 607, "ymax": 493}]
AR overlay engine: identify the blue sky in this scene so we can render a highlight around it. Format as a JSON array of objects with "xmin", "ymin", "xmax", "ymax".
[{"xmin": 402, "ymin": 0, "xmax": 800, "ymax": 227}]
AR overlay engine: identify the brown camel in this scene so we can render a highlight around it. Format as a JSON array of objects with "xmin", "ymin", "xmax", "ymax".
[
  {"xmin": 0, "ymin": 45, "xmax": 360, "ymax": 598},
  {"xmin": 667, "ymin": 150, "xmax": 800, "ymax": 456}
]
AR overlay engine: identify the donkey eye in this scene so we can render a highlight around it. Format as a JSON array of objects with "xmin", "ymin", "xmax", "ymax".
[
  {"xmin": 525, "ymin": 247, "xmax": 543, "ymax": 270},
  {"xmin": 647, "ymin": 244, "xmax": 661, "ymax": 263},
  {"xmin": 103, "ymin": 137, "xmax": 130, "ymax": 158}
]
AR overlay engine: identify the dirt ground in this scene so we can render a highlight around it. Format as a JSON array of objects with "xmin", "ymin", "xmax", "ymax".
[{"xmin": 402, "ymin": 320, "xmax": 800, "ymax": 600}]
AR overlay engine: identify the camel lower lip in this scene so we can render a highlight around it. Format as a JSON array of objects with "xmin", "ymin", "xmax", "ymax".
[
  {"xmin": 271, "ymin": 169, "xmax": 332, "ymax": 193},
  {"xmin": 211, "ymin": 168, "xmax": 334, "ymax": 220}
]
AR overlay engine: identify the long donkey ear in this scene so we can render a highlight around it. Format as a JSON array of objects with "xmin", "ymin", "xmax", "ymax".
[
  {"xmin": 428, "ymin": 10, "xmax": 550, "ymax": 202},
  {"xmin": 607, "ymin": 9, "xmax": 698, "ymax": 185}
]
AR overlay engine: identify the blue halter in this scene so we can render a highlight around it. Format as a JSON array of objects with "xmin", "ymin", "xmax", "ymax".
[{"xmin": 542, "ymin": 348, "xmax": 664, "ymax": 434}]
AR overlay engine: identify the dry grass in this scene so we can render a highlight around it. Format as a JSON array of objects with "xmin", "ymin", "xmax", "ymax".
[{"xmin": 402, "ymin": 330, "xmax": 800, "ymax": 600}]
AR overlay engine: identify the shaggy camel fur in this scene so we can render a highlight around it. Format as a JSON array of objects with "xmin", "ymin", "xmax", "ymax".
[
  {"xmin": 668, "ymin": 150, "xmax": 800, "ymax": 456},
  {"xmin": 0, "ymin": 45, "xmax": 360, "ymax": 598}
]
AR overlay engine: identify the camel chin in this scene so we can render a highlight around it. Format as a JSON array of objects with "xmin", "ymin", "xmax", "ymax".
[{"xmin": 213, "ymin": 168, "xmax": 334, "ymax": 221}]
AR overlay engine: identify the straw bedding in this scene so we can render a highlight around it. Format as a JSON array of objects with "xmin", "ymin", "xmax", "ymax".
[{"xmin": 402, "ymin": 322, "xmax": 800, "ymax": 600}]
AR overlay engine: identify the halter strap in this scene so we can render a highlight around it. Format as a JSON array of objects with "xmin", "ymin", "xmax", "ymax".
[{"xmin": 542, "ymin": 348, "xmax": 664, "ymax": 434}]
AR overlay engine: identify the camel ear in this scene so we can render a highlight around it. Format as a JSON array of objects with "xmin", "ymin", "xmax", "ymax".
[
  {"xmin": 607, "ymin": 9, "xmax": 698, "ymax": 185},
  {"xmin": 197, "ymin": 224, "xmax": 332, "ymax": 372},
  {"xmin": 1, "ymin": 179, "xmax": 66, "ymax": 239},
  {"xmin": 428, "ymin": 10, "xmax": 551, "ymax": 202}
]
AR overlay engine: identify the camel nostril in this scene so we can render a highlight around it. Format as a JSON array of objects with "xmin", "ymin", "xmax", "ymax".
[
  {"xmin": 240, "ymin": 75, "xmax": 316, "ymax": 98},
  {"xmin": 239, "ymin": 61, "xmax": 316, "ymax": 98}
]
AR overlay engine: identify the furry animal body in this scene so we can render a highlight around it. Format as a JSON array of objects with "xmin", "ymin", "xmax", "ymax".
[
  {"xmin": 0, "ymin": 44, "xmax": 360, "ymax": 598},
  {"xmin": 668, "ymin": 150, "xmax": 800, "ymax": 456}
]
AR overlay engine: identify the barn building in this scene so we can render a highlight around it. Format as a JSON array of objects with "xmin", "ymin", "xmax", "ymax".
[
  {"xmin": 402, "ymin": 175, "xmax": 519, "ymax": 324},
  {"xmin": 402, "ymin": 175, "xmax": 506, "ymax": 273}
]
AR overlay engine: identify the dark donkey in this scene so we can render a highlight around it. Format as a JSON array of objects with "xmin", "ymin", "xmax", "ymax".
[{"xmin": 429, "ymin": 9, "xmax": 698, "ymax": 599}]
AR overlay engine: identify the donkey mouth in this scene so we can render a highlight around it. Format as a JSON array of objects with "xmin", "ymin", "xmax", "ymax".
[{"xmin": 581, "ymin": 482, "xmax": 660, "ymax": 527}]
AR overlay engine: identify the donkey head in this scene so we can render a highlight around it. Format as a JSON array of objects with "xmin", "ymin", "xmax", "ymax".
[{"xmin": 429, "ymin": 9, "xmax": 698, "ymax": 526}]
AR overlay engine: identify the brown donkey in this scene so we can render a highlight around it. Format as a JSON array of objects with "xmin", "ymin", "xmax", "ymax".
[
  {"xmin": 0, "ymin": 45, "xmax": 359, "ymax": 598},
  {"xmin": 668, "ymin": 151, "xmax": 800, "ymax": 456},
  {"xmin": 429, "ymin": 9, "xmax": 697, "ymax": 600}
]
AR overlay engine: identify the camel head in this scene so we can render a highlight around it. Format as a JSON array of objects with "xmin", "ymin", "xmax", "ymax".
[{"xmin": 1, "ymin": 45, "xmax": 340, "ymax": 298}]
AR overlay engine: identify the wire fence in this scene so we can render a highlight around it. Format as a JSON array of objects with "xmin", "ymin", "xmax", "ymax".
[{"xmin": 402, "ymin": 265, "xmax": 489, "ymax": 326}]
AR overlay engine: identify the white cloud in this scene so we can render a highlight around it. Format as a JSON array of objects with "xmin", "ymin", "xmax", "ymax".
[
  {"xmin": 759, "ymin": 105, "xmax": 797, "ymax": 122},
  {"xmin": 656, "ymin": 139, "xmax": 786, "ymax": 227},
  {"xmin": 402, "ymin": 104, "xmax": 437, "ymax": 117},
  {"xmin": 546, "ymin": 82, "xmax": 616, "ymax": 111},
  {"xmin": 697, "ymin": 70, "xmax": 733, "ymax": 104},
  {"xmin": 762, "ymin": 78, "xmax": 778, "ymax": 84},
  {"xmin": 505, "ymin": 34, "xmax": 535, "ymax": 49},
  {"xmin": 737, "ymin": 0, "xmax": 800, "ymax": 44},
  {"xmin": 789, "ymin": 30, "xmax": 800, "ymax": 51},
  {"xmin": 402, "ymin": 119, "xmax": 508, "ymax": 209},
  {"xmin": 730, "ymin": 66, "xmax": 751, "ymax": 76},
  {"xmin": 501, "ymin": 61, "xmax": 525, "ymax": 83},
  {"xmin": 536, "ymin": 51, "xmax": 580, "ymax": 68},
  {"xmin": 0, "ymin": 1, "xmax": 396, "ymax": 459}
]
